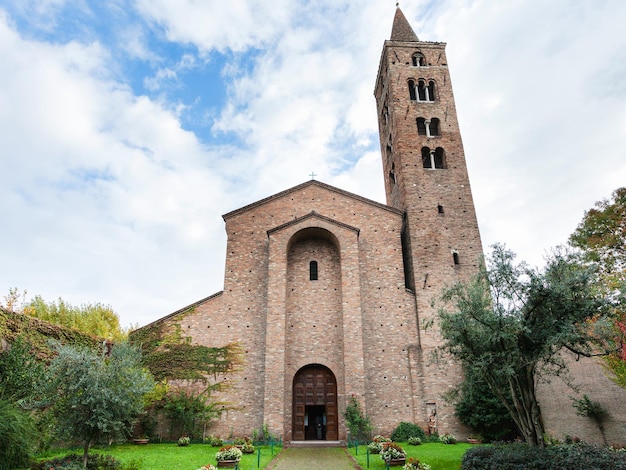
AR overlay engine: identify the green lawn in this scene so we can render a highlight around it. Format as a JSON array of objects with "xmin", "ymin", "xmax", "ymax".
[
  {"xmin": 350, "ymin": 442, "xmax": 473, "ymax": 470},
  {"xmin": 36, "ymin": 443, "xmax": 281, "ymax": 470}
]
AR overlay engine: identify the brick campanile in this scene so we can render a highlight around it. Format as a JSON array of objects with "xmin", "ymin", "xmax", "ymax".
[{"xmin": 374, "ymin": 7, "xmax": 484, "ymax": 424}]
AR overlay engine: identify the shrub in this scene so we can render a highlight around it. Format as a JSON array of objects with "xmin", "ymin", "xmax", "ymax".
[
  {"xmin": 439, "ymin": 433, "xmax": 457, "ymax": 444},
  {"xmin": 0, "ymin": 399, "xmax": 35, "ymax": 470},
  {"xmin": 178, "ymin": 435, "xmax": 191, "ymax": 446},
  {"xmin": 32, "ymin": 453, "xmax": 124, "ymax": 470},
  {"xmin": 241, "ymin": 441, "xmax": 255, "ymax": 453},
  {"xmin": 207, "ymin": 435, "xmax": 223, "ymax": 446},
  {"xmin": 344, "ymin": 395, "xmax": 372, "ymax": 441},
  {"xmin": 391, "ymin": 421, "xmax": 426, "ymax": 442},
  {"xmin": 408, "ymin": 436, "xmax": 422, "ymax": 445},
  {"xmin": 461, "ymin": 442, "xmax": 626, "ymax": 470},
  {"xmin": 233, "ymin": 437, "xmax": 246, "ymax": 445},
  {"xmin": 380, "ymin": 442, "xmax": 406, "ymax": 462}
]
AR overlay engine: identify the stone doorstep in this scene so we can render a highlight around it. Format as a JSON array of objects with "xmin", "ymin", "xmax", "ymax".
[{"xmin": 288, "ymin": 440, "xmax": 344, "ymax": 447}]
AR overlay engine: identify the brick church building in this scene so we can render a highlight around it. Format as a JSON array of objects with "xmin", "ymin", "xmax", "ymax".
[{"xmin": 135, "ymin": 8, "xmax": 626, "ymax": 445}]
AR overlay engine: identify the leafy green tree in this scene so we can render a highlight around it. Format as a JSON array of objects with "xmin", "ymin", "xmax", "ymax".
[
  {"xmin": 437, "ymin": 244, "xmax": 610, "ymax": 447},
  {"xmin": 343, "ymin": 394, "xmax": 372, "ymax": 442},
  {"xmin": 0, "ymin": 399, "xmax": 36, "ymax": 470},
  {"xmin": 25, "ymin": 295, "xmax": 126, "ymax": 340},
  {"xmin": 0, "ymin": 335, "xmax": 46, "ymax": 403},
  {"xmin": 569, "ymin": 187, "xmax": 626, "ymax": 387},
  {"xmin": 452, "ymin": 363, "xmax": 519, "ymax": 442},
  {"xmin": 45, "ymin": 341, "xmax": 154, "ymax": 468}
]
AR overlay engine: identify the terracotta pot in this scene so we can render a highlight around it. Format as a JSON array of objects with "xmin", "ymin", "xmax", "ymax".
[
  {"xmin": 467, "ymin": 438, "xmax": 482, "ymax": 444},
  {"xmin": 217, "ymin": 460, "xmax": 240, "ymax": 468},
  {"xmin": 132, "ymin": 438, "xmax": 149, "ymax": 445},
  {"xmin": 388, "ymin": 457, "xmax": 406, "ymax": 466}
]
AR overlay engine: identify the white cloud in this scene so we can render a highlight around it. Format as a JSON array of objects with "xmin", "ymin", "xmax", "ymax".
[{"xmin": 0, "ymin": 0, "xmax": 625, "ymax": 328}]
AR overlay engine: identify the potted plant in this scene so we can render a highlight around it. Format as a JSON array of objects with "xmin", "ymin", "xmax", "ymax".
[
  {"xmin": 241, "ymin": 438, "xmax": 255, "ymax": 454},
  {"xmin": 197, "ymin": 465, "xmax": 217, "ymax": 470},
  {"xmin": 368, "ymin": 435, "xmax": 391, "ymax": 454},
  {"xmin": 215, "ymin": 445, "xmax": 243, "ymax": 468},
  {"xmin": 380, "ymin": 441, "xmax": 406, "ymax": 466},
  {"xmin": 132, "ymin": 436, "xmax": 149, "ymax": 445},
  {"xmin": 402, "ymin": 457, "xmax": 432, "ymax": 470},
  {"xmin": 439, "ymin": 433, "xmax": 457, "ymax": 444},
  {"xmin": 178, "ymin": 436, "xmax": 191, "ymax": 446},
  {"xmin": 467, "ymin": 436, "xmax": 482, "ymax": 444}
]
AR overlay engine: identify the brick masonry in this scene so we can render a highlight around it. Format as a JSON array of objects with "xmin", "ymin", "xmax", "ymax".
[{"xmin": 134, "ymin": 9, "xmax": 626, "ymax": 446}]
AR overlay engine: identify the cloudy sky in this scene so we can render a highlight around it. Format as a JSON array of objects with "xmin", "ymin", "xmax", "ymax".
[{"xmin": 1, "ymin": 0, "xmax": 625, "ymax": 328}]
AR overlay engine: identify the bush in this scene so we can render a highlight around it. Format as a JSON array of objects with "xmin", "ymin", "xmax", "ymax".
[
  {"xmin": 207, "ymin": 435, "xmax": 223, "ymax": 446},
  {"xmin": 32, "ymin": 453, "xmax": 125, "ymax": 470},
  {"xmin": 178, "ymin": 435, "xmax": 191, "ymax": 446},
  {"xmin": 408, "ymin": 436, "xmax": 422, "ymax": 445},
  {"xmin": 344, "ymin": 395, "xmax": 372, "ymax": 441},
  {"xmin": 0, "ymin": 399, "xmax": 35, "ymax": 470},
  {"xmin": 439, "ymin": 433, "xmax": 457, "ymax": 444},
  {"xmin": 461, "ymin": 442, "xmax": 626, "ymax": 470},
  {"xmin": 391, "ymin": 422, "xmax": 426, "ymax": 442},
  {"xmin": 215, "ymin": 445, "xmax": 243, "ymax": 461}
]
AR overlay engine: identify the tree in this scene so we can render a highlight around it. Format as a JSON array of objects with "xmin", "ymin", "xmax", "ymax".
[
  {"xmin": 343, "ymin": 394, "xmax": 372, "ymax": 442},
  {"xmin": 0, "ymin": 335, "xmax": 46, "ymax": 403},
  {"xmin": 452, "ymin": 363, "xmax": 519, "ymax": 442},
  {"xmin": 572, "ymin": 394, "xmax": 609, "ymax": 445},
  {"xmin": 437, "ymin": 244, "xmax": 610, "ymax": 447},
  {"xmin": 45, "ymin": 341, "xmax": 154, "ymax": 468},
  {"xmin": 2, "ymin": 288, "xmax": 127, "ymax": 340},
  {"xmin": 569, "ymin": 187, "xmax": 626, "ymax": 387}
]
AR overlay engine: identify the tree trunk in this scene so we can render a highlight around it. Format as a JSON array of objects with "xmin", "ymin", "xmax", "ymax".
[
  {"xmin": 508, "ymin": 364, "xmax": 545, "ymax": 447},
  {"xmin": 83, "ymin": 439, "xmax": 91, "ymax": 469}
]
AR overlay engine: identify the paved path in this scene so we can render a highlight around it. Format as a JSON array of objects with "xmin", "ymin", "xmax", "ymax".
[{"xmin": 267, "ymin": 447, "xmax": 361, "ymax": 470}]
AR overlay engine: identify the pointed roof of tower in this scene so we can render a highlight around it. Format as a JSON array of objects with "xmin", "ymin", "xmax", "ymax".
[{"xmin": 390, "ymin": 6, "xmax": 419, "ymax": 42}]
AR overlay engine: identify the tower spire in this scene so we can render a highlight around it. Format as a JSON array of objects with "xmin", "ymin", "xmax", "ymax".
[{"xmin": 390, "ymin": 6, "xmax": 419, "ymax": 42}]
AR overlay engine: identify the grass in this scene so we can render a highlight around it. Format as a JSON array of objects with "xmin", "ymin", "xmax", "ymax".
[
  {"xmin": 350, "ymin": 442, "xmax": 473, "ymax": 470},
  {"xmin": 35, "ymin": 443, "xmax": 282, "ymax": 470}
]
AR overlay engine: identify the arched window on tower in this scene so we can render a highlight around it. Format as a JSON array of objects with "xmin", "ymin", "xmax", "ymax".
[
  {"xmin": 429, "ymin": 118, "xmax": 441, "ymax": 136},
  {"xmin": 389, "ymin": 163, "xmax": 396, "ymax": 185},
  {"xmin": 422, "ymin": 147, "xmax": 446, "ymax": 169},
  {"xmin": 309, "ymin": 261, "xmax": 318, "ymax": 281},
  {"xmin": 434, "ymin": 147, "xmax": 445, "ymax": 168},
  {"xmin": 412, "ymin": 52, "xmax": 425, "ymax": 66},
  {"xmin": 417, "ymin": 117, "xmax": 427, "ymax": 136},
  {"xmin": 417, "ymin": 80, "xmax": 436, "ymax": 102},
  {"xmin": 408, "ymin": 79, "xmax": 417, "ymax": 101}
]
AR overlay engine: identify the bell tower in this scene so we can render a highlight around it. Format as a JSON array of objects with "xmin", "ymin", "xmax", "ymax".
[{"xmin": 374, "ymin": 7, "xmax": 483, "ymax": 340}]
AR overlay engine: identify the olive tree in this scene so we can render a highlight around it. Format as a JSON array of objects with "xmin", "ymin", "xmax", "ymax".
[
  {"xmin": 46, "ymin": 341, "xmax": 154, "ymax": 468},
  {"xmin": 437, "ymin": 244, "xmax": 611, "ymax": 447}
]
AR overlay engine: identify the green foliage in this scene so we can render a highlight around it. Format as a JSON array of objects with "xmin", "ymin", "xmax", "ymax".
[
  {"xmin": 163, "ymin": 389, "xmax": 221, "ymax": 439},
  {"xmin": 45, "ymin": 341, "xmax": 155, "ymax": 467},
  {"xmin": 0, "ymin": 335, "xmax": 46, "ymax": 403},
  {"xmin": 407, "ymin": 436, "xmax": 422, "ymax": 445},
  {"xmin": 32, "ymin": 453, "xmax": 129, "ymax": 470},
  {"xmin": 130, "ymin": 320, "xmax": 242, "ymax": 384},
  {"xmin": 25, "ymin": 295, "xmax": 126, "ymax": 340},
  {"xmin": 343, "ymin": 394, "xmax": 372, "ymax": 441},
  {"xmin": 569, "ymin": 187, "xmax": 626, "ymax": 387},
  {"xmin": 0, "ymin": 399, "xmax": 36, "ymax": 470},
  {"xmin": 461, "ymin": 442, "xmax": 626, "ymax": 470},
  {"xmin": 572, "ymin": 394, "xmax": 610, "ymax": 445},
  {"xmin": 452, "ymin": 363, "xmax": 519, "ymax": 442},
  {"xmin": 437, "ymin": 244, "xmax": 610, "ymax": 447},
  {"xmin": 0, "ymin": 307, "xmax": 102, "ymax": 360},
  {"xmin": 438, "ymin": 433, "xmax": 457, "ymax": 444},
  {"xmin": 391, "ymin": 421, "xmax": 426, "ymax": 442}
]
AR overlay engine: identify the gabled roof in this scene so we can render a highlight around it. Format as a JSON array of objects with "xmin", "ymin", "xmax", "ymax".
[
  {"xmin": 267, "ymin": 210, "xmax": 360, "ymax": 237},
  {"xmin": 390, "ymin": 6, "xmax": 419, "ymax": 42},
  {"xmin": 222, "ymin": 180, "xmax": 402, "ymax": 220}
]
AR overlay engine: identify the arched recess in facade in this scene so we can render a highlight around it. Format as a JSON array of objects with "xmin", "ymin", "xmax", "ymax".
[{"xmin": 292, "ymin": 364, "xmax": 338, "ymax": 441}]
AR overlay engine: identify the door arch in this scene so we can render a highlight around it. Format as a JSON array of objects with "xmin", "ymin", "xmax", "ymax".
[{"xmin": 292, "ymin": 364, "xmax": 338, "ymax": 441}]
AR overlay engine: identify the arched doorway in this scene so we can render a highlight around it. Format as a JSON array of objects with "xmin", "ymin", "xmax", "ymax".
[{"xmin": 292, "ymin": 364, "xmax": 338, "ymax": 441}]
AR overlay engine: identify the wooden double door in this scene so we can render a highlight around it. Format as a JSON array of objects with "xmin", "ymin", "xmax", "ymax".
[{"xmin": 292, "ymin": 365, "xmax": 338, "ymax": 441}]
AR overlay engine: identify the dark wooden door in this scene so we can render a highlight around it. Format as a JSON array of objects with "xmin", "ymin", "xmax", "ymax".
[{"xmin": 292, "ymin": 365, "xmax": 338, "ymax": 440}]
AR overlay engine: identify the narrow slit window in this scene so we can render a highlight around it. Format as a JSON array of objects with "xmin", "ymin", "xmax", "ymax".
[
  {"xmin": 309, "ymin": 261, "xmax": 318, "ymax": 281},
  {"xmin": 430, "ymin": 118, "xmax": 440, "ymax": 136},
  {"xmin": 452, "ymin": 252, "xmax": 460, "ymax": 266},
  {"xmin": 438, "ymin": 204, "xmax": 444, "ymax": 214}
]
